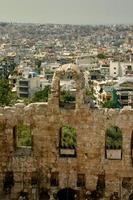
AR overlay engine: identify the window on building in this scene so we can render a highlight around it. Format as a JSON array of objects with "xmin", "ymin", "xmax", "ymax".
[
  {"xmin": 19, "ymin": 80, "xmax": 29, "ymax": 87},
  {"xmin": 105, "ymin": 126, "xmax": 122, "ymax": 159},
  {"xmin": 59, "ymin": 125, "xmax": 76, "ymax": 157},
  {"xmin": 19, "ymin": 87, "xmax": 29, "ymax": 93},
  {"xmin": 13, "ymin": 123, "xmax": 32, "ymax": 151},
  {"xmin": 50, "ymin": 172, "xmax": 59, "ymax": 187},
  {"xmin": 77, "ymin": 174, "xmax": 85, "ymax": 187},
  {"xmin": 121, "ymin": 95, "xmax": 128, "ymax": 100},
  {"xmin": 20, "ymin": 93, "xmax": 29, "ymax": 98},
  {"xmin": 127, "ymin": 65, "xmax": 132, "ymax": 70}
]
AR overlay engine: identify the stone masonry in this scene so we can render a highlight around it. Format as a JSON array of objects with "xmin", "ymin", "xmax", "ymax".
[{"xmin": 0, "ymin": 64, "xmax": 133, "ymax": 200}]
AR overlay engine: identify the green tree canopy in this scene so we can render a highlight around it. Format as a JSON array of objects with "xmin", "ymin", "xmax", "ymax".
[
  {"xmin": 0, "ymin": 79, "xmax": 15, "ymax": 106},
  {"xmin": 31, "ymin": 85, "xmax": 51, "ymax": 103},
  {"xmin": 103, "ymin": 89, "xmax": 122, "ymax": 109},
  {"xmin": 97, "ymin": 53, "xmax": 107, "ymax": 59},
  {"xmin": 60, "ymin": 90, "xmax": 75, "ymax": 103}
]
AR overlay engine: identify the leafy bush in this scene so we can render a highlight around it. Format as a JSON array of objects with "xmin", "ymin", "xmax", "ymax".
[
  {"xmin": 61, "ymin": 125, "xmax": 76, "ymax": 148},
  {"xmin": 103, "ymin": 100, "xmax": 121, "ymax": 109},
  {"xmin": 17, "ymin": 124, "xmax": 31, "ymax": 147},
  {"xmin": 97, "ymin": 53, "xmax": 107, "ymax": 59},
  {"xmin": 31, "ymin": 86, "xmax": 51, "ymax": 103},
  {"xmin": 0, "ymin": 79, "xmax": 16, "ymax": 106},
  {"xmin": 106, "ymin": 126, "xmax": 122, "ymax": 149},
  {"xmin": 60, "ymin": 90, "xmax": 75, "ymax": 103}
]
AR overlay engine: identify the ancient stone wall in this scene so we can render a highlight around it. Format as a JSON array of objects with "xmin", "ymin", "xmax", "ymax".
[{"xmin": 0, "ymin": 64, "xmax": 133, "ymax": 200}]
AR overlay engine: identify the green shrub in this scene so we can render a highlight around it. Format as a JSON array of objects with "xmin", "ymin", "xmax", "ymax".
[
  {"xmin": 17, "ymin": 124, "xmax": 31, "ymax": 147},
  {"xmin": 61, "ymin": 125, "xmax": 76, "ymax": 148},
  {"xmin": 60, "ymin": 90, "xmax": 75, "ymax": 103},
  {"xmin": 106, "ymin": 126, "xmax": 122, "ymax": 149},
  {"xmin": 31, "ymin": 86, "xmax": 51, "ymax": 103}
]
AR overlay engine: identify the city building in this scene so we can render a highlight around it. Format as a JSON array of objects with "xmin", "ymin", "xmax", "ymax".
[{"xmin": 17, "ymin": 74, "xmax": 40, "ymax": 98}]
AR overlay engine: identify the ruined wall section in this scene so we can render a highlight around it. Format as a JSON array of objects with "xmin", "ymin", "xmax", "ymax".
[
  {"xmin": 0, "ymin": 102, "xmax": 133, "ymax": 199},
  {"xmin": 103, "ymin": 109, "xmax": 133, "ymax": 199},
  {"xmin": 31, "ymin": 105, "xmax": 133, "ymax": 199},
  {"xmin": 0, "ymin": 64, "xmax": 133, "ymax": 199},
  {"xmin": 0, "ymin": 104, "xmax": 37, "ymax": 197}
]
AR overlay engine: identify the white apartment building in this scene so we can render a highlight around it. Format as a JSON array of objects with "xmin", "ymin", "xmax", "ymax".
[
  {"xmin": 110, "ymin": 61, "xmax": 133, "ymax": 78},
  {"xmin": 17, "ymin": 76, "xmax": 40, "ymax": 98}
]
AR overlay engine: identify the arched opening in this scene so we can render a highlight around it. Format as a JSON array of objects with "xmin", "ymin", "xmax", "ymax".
[
  {"xmin": 59, "ymin": 70, "xmax": 76, "ymax": 109},
  {"xmin": 105, "ymin": 126, "xmax": 122, "ymax": 159},
  {"xmin": 77, "ymin": 174, "xmax": 85, "ymax": 187},
  {"xmin": 39, "ymin": 188, "xmax": 50, "ymax": 200},
  {"xmin": 49, "ymin": 64, "xmax": 85, "ymax": 110},
  {"xmin": 50, "ymin": 172, "xmax": 59, "ymax": 187},
  {"xmin": 57, "ymin": 188, "xmax": 76, "ymax": 200},
  {"xmin": 17, "ymin": 191, "xmax": 29, "ymax": 200},
  {"xmin": 3, "ymin": 171, "xmax": 14, "ymax": 194},
  {"xmin": 129, "ymin": 193, "xmax": 133, "ymax": 200}
]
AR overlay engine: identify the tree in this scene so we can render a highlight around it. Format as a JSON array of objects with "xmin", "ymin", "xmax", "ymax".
[
  {"xmin": 97, "ymin": 53, "xmax": 107, "ymax": 59},
  {"xmin": 35, "ymin": 59, "xmax": 41, "ymax": 68},
  {"xmin": 103, "ymin": 89, "xmax": 122, "ymax": 109},
  {"xmin": 60, "ymin": 90, "xmax": 75, "ymax": 103},
  {"xmin": 31, "ymin": 86, "xmax": 51, "ymax": 103},
  {"xmin": 86, "ymin": 88, "xmax": 96, "ymax": 100},
  {"xmin": 0, "ymin": 79, "xmax": 15, "ymax": 106},
  {"xmin": 103, "ymin": 100, "xmax": 117, "ymax": 108}
]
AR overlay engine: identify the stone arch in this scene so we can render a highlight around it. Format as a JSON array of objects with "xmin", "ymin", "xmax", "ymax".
[
  {"xmin": 48, "ymin": 64, "xmax": 85, "ymax": 109},
  {"xmin": 57, "ymin": 188, "xmax": 77, "ymax": 200}
]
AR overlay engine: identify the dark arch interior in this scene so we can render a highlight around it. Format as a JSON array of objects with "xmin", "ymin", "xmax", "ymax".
[
  {"xmin": 39, "ymin": 189, "xmax": 50, "ymax": 200},
  {"xmin": 129, "ymin": 193, "xmax": 133, "ymax": 200},
  {"xmin": 18, "ymin": 191, "xmax": 29, "ymax": 200},
  {"xmin": 57, "ymin": 188, "xmax": 76, "ymax": 200}
]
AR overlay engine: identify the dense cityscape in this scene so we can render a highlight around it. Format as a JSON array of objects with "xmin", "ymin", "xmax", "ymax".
[
  {"xmin": 0, "ymin": 21, "xmax": 133, "ymax": 200},
  {"xmin": 0, "ymin": 23, "xmax": 133, "ymax": 108}
]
